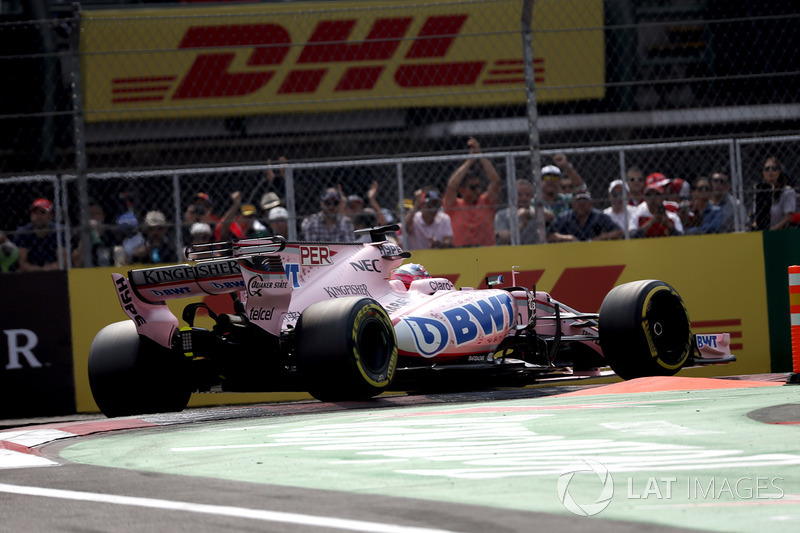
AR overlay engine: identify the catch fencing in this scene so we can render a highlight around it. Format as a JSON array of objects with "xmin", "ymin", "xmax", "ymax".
[
  {"xmin": 1, "ymin": 1, "xmax": 799, "ymax": 267},
  {"xmin": 1, "ymin": 134, "xmax": 797, "ymax": 268}
]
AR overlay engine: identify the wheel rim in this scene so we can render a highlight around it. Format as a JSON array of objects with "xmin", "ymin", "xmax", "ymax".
[
  {"xmin": 644, "ymin": 289, "xmax": 690, "ymax": 368},
  {"xmin": 357, "ymin": 313, "xmax": 392, "ymax": 374}
]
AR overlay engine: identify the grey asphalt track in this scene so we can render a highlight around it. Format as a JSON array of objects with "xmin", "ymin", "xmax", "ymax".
[{"xmin": 0, "ymin": 374, "xmax": 796, "ymax": 533}]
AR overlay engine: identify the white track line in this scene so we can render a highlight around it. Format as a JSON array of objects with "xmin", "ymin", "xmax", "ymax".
[{"xmin": 0, "ymin": 483, "xmax": 463, "ymax": 533}]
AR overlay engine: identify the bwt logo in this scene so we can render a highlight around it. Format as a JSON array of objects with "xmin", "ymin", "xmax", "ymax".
[
  {"xmin": 696, "ymin": 335, "xmax": 718, "ymax": 350},
  {"xmin": 112, "ymin": 14, "xmax": 536, "ymax": 104},
  {"xmin": 401, "ymin": 293, "xmax": 514, "ymax": 356}
]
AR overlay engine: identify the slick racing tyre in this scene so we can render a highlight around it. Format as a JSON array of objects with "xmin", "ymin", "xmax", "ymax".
[
  {"xmin": 295, "ymin": 297, "xmax": 397, "ymax": 402},
  {"xmin": 88, "ymin": 321, "xmax": 192, "ymax": 417},
  {"xmin": 598, "ymin": 280, "xmax": 692, "ymax": 380}
]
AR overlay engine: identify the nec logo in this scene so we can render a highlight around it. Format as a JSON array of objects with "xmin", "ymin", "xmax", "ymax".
[{"xmin": 111, "ymin": 14, "xmax": 535, "ymax": 104}]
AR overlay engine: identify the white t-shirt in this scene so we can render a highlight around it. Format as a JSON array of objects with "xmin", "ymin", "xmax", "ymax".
[
  {"xmin": 603, "ymin": 205, "xmax": 637, "ymax": 234},
  {"xmin": 404, "ymin": 210, "xmax": 453, "ymax": 250}
]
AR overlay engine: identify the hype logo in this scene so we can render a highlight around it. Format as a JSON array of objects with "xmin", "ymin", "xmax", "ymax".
[{"xmin": 401, "ymin": 317, "xmax": 449, "ymax": 357}]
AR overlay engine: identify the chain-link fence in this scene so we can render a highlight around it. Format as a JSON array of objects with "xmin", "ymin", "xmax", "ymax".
[
  {"xmin": 1, "ymin": 136, "xmax": 796, "ymax": 269},
  {"xmin": 1, "ymin": 1, "xmax": 799, "ymax": 268}
]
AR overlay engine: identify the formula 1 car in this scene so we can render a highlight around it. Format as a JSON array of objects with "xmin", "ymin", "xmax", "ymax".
[{"xmin": 88, "ymin": 225, "xmax": 735, "ymax": 417}]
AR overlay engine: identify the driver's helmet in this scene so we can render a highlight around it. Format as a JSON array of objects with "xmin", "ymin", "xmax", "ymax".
[{"xmin": 390, "ymin": 263, "xmax": 431, "ymax": 289}]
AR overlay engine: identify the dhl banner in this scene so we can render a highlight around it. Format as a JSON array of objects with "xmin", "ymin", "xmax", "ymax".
[{"xmin": 80, "ymin": 0, "xmax": 605, "ymax": 122}]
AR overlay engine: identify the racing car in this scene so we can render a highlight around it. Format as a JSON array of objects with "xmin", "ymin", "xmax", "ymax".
[{"xmin": 88, "ymin": 225, "xmax": 735, "ymax": 417}]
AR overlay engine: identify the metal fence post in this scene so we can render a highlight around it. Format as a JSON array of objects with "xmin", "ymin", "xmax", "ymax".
[
  {"xmin": 521, "ymin": 0, "xmax": 545, "ymax": 244},
  {"xmin": 71, "ymin": 3, "xmax": 90, "ymax": 268}
]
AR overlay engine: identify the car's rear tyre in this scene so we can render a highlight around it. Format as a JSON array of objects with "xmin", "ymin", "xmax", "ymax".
[
  {"xmin": 295, "ymin": 297, "xmax": 397, "ymax": 402},
  {"xmin": 599, "ymin": 280, "xmax": 692, "ymax": 380},
  {"xmin": 88, "ymin": 321, "xmax": 192, "ymax": 417}
]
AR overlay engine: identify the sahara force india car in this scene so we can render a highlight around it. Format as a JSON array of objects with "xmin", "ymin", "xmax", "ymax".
[{"xmin": 88, "ymin": 225, "xmax": 735, "ymax": 417}]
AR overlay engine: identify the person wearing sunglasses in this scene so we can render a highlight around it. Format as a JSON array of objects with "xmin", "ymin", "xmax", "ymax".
[
  {"xmin": 539, "ymin": 165, "xmax": 571, "ymax": 218},
  {"xmin": 443, "ymin": 137, "xmax": 502, "ymax": 247},
  {"xmin": 301, "ymin": 187, "xmax": 355, "ymax": 241},
  {"xmin": 494, "ymin": 179, "xmax": 551, "ymax": 245},
  {"xmin": 710, "ymin": 170, "xmax": 745, "ymax": 232},
  {"xmin": 685, "ymin": 177, "xmax": 722, "ymax": 235},
  {"xmin": 624, "ymin": 166, "xmax": 647, "ymax": 206},
  {"xmin": 403, "ymin": 189, "xmax": 453, "ymax": 250},
  {"xmin": 752, "ymin": 156, "xmax": 796, "ymax": 231},
  {"xmin": 629, "ymin": 182, "xmax": 684, "ymax": 238},
  {"xmin": 603, "ymin": 179, "xmax": 636, "ymax": 233}
]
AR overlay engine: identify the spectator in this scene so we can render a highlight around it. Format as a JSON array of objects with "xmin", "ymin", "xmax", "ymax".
[
  {"xmin": 443, "ymin": 137, "xmax": 502, "ymax": 247},
  {"xmin": 366, "ymin": 180, "xmax": 394, "ymax": 226},
  {"xmin": 72, "ymin": 199, "xmax": 118, "ymax": 267},
  {"xmin": 710, "ymin": 170, "xmax": 746, "ymax": 232},
  {"xmin": 215, "ymin": 191, "xmax": 270, "ymax": 241},
  {"xmin": 116, "ymin": 211, "xmax": 144, "ymax": 266},
  {"xmin": 629, "ymin": 182, "xmax": 684, "ymax": 237},
  {"xmin": 547, "ymin": 188, "xmax": 623, "ymax": 242},
  {"xmin": 539, "ymin": 165, "xmax": 571, "ymax": 217},
  {"xmin": 189, "ymin": 222, "xmax": 213, "ymax": 245},
  {"xmin": 259, "ymin": 156, "xmax": 288, "ymax": 199},
  {"xmin": 302, "ymin": 188, "xmax": 355, "ymax": 241},
  {"xmin": 603, "ymin": 179, "xmax": 636, "ymax": 233},
  {"xmin": 353, "ymin": 208, "xmax": 379, "ymax": 243},
  {"xmin": 133, "ymin": 211, "xmax": 177, "ymax": 264},
  {"xmin": 404, "ymin": 189, "xmax": 454, "ymax": 250},
  {"xmin": 625, "ymin": 166, "xmax": 646, "ymax": 206},
  {"xmin": 259, "ymin": 191, "xmax": 283, "ymax": 222},
  {"xmin": 345, "ymin": 194, "xmax": 366, "ymax": 221},
  {"xmin": 711, "ymin": 170, "xmax": 747, "ymax": 232},
  {"xmin": 753, "ymin": 156, "xmax": 796, "ymax": 231},
  {"xmin": 685, "ymin": 177, "xmax": 722, "ymax": 235},
  {"xmin": 494, "ymin": 179, "xmax": 550, "ymax": 245},
  {"xmin": 552, "ymin": 152, "xmax": 586, "ymax": 197},
  {"xmin": 14, "ymin": 198, "xmax": 68, "ymax": 272},
  {"xmin": 0, "ymin": 230, "xmax": 19, "ymax": 272},
  {"xmin": 184, "ymin": 192, "xmax": 219, "ymax": 229},
  {"xmin": 267, "ymin": 207, "xmax": 290, "ymax": 238}
]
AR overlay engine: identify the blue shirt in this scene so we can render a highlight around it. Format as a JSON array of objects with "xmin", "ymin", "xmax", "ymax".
[
  {"xmin": 686, "ymin": 203, "xmax": 723, "ymax": 235},
  {"xmin": 14, "ymin": 221, "xmax": 67, "ymax": 267},
  {"xmin": 548, "ymin": 208, "xmax": 622, "ymax": 241}
]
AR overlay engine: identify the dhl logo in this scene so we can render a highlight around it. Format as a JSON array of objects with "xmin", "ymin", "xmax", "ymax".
[{"xmin": 110, "ymin": 15, "xmax": 544, "ymax": 104}]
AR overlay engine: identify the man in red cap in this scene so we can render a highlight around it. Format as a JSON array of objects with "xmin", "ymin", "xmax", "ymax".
[
  {"xmin": 629, "ymin": 182, "xmax": 684, "ymax": 238},
  {"xmin": 184, "ymin": 191, "xmax": 219, "ymax": 230},
  {"xmin": 14, "ymin": 198, "xmax": 67, "ymax": 271}
]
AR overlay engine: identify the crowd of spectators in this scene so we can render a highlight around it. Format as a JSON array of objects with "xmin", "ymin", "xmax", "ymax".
[{"xmin": 1, "ymin": 148, "xmax": 796, "ymax": 271}]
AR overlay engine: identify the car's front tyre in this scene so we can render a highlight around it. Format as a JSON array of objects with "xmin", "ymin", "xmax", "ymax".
[{"xmin": 599, "ymin": 280, "xmax": 693, "ymax": 380}]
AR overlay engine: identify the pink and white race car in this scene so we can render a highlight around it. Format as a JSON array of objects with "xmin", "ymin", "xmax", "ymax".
[{"xmin": 89, "ymin": 226, "xmax": 735, "ymax": 417}]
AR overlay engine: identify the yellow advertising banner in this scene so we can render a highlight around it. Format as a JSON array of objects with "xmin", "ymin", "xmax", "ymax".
[{"xmin": 80, "ymin": 0, "xmax": 604, "ymax": 121}]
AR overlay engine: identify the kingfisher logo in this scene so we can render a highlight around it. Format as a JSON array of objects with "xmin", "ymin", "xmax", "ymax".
[{"xmin": 108, "ymin": 14, "xmax": 536, "ymax": 106}]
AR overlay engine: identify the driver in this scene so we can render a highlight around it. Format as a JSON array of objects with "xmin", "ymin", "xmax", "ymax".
[{"xmin": 390, "ymin": 263, "xmax": 431, "ymax": 289}]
